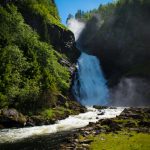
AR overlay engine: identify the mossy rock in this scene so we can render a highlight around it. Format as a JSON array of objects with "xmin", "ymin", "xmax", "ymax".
[{"xmin": 0, "ymin": 108, "xmax": 27, "ymax": 128}]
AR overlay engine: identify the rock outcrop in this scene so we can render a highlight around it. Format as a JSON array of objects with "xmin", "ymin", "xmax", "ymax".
[{"xmin": 0, "ymin": 108, "xmax": 26, "ymax": 128}]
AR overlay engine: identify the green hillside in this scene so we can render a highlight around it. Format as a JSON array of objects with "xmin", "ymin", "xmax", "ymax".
[{"xmin": 0, "ymin": 0, "xmax": 82, "ymax": 119}]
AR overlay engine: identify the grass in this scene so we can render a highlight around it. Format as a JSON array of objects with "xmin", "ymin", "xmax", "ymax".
[
  {"xmin": 88, "ymin": 131, "xmax": 150, "ymax": 150},
  {"xmin": 31, "ymin": 3, "xmax": 67, "ymax": 30},
  {"xmin": 40, "ymin": 109, "xmax": 54, "ymax": 119},
  {"xmin": 113, "ymin": 118, "xmax": 138, "ymax": 125},
  {"xmin": 53, "ymin": 106, "xmax": 74, "ymax": 115},
  {"xmin": 40, "ymin": 107, "xmax": 75, "ymax": 119}
]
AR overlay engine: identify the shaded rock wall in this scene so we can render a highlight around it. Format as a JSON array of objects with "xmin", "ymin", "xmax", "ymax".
[{"xmin": 78, "ymin": 1, "xmax": 150, "ymax": 85}]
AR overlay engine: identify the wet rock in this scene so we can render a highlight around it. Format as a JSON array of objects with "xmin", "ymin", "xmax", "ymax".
[
  {"xmin": 28, "ymin": 116, "xmax": 45, "ymax": 126},
  {"xmin": 109, "ymin": 107, "xmax": 117, "ymax": 109},
  {"xmin": 124, "ymin": 122, "xmax": 136, "ymax": 128},
  {"xmin": 120, "ymin": 108, "xmax": 144, "ymax": 119},
  {"xmin": 100, "ymin": 119, "xmax": 121, "ymax": 131},
  {"xmin": 93, "ymin": 105, "xmax": 108, "ymax": 110},
  {"xmin": 98, "ymin": 112, "xmax": 105, "ymax": 115},
  {"xmin": 95, "ymin": 124, "xmax": 102, "ymax": 130},
  {"xmin": 26, "ymin": 117, "xmax": 35, "ymax": 127},
  {"xmin": 79, "ymin": 139, "xmax": 94, "ymax": 144},
  {"xmin": 138, "ymin": 121, "xmax": 150, "ymax": 127},
  {"xmin": 75, "ymin": 139, "xmax": 79, "ymax": 143},
  {"xmin": 100, "ymin": 119, "xmax": 114, "ymax": 126},
  {"xmin": 100, "ymin": 128, "xmax": 107, "ymax": 133},
  {"xmin": 95, "ymin": 130, "xmax": 101, "ymax": 135},
  {"xmin": 88, "ymin": 122, "xmax": 95, "ymax": 126},
  {"xmin": 29, "ymin": 116, "xmax": 56, "ymax": 126},
  {"xmin": 130, "ymin": 114, "xmax": 143, "ymax": 120},
  {"xmin": 82, "ymin": 143, "xmax": 90, "ymax": 148},
  {"xmin": 144, "ymin": 108, "xmax": 150, "ymax": 114},
  {"xmin": 0, "ymin": 108, "xmax": 26, "ymax": 128},
  {"xmin": 0, "ymin": 124, "xmax": 4, "ymax": 129},
  {"xmin": 76, "ymin": 146, "xmax": 86, "ymax": 150}
]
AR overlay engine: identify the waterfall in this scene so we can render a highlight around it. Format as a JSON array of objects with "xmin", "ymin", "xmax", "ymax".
[
  {"xmin": 73, "ymin": 53, "xmax": 109, "ymax": 105},
  {"xmin": 67, "ymin": 18, "xmax": 109, "ymax": 106}
]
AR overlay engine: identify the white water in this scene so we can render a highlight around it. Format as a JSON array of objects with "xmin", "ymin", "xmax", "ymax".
[
  {"xmin": 67, "ymin": 18, "xmax": 85, "ymax": 40},
  {"xmin": 0, "ymin": 107, "xmax": 124, "ymax": 143},
  {"xmin": 73, "ymin": 53, "xmax": 109, "ymax": 105}
]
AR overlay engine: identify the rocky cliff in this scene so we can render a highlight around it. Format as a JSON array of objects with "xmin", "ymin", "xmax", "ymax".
[{"xmin": 77, "ymin": 0, "xmax": 150, "ymax": 105}]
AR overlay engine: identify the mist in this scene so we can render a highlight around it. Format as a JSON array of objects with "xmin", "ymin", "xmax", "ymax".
[
  {"xmin": 67, "ymin": 18, "xmax": 85, "ymax": 41},
  {"xmin": 110, "ymin": 78, "xmax": 150, "ymax": 106}
]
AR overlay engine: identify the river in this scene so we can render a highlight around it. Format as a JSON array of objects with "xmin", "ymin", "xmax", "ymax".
[{"xmin": 0, "ymin": 107, "xmax": 124, "ymax": 149}]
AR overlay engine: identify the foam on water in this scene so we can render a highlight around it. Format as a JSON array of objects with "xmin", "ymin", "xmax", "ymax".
[{"xmin": 0, "ymin": 107, "xmax": 124, "ymax": 143}]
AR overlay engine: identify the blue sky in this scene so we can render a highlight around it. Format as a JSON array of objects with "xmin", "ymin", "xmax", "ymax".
[{"xmin": 55, "ymin": 0, "xmax": 113, "ymax": 24}]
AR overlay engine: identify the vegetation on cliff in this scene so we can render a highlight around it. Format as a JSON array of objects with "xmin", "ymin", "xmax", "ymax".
[{"xmin": 0, "ymin": 0, "xmax": 82, "ymax": 120}]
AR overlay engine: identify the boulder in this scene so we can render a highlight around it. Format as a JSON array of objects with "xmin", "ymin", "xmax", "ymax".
[
  {"xmin": 138, "ymin": 121, "xmax": 150, "ymax": 127},
  {"xmin": 93, "ymin": 105, "xmax": 108, "ymax": 110},
  {"xmin": 98, "ymin": 112, "xmax": 105, "ymax": 115},
  {"xmin": 0, "ymin": 108, "xmax": 26, "ymax": 128},
  {"xmin": 120, "ymin": 108, "xmax": 144, "ymax": 119},
  {"xmin": 79, "ymin": 139, "xmax": 94, "ymax": 144},
  {"xmin": 100, "ymin": 119, "xmax": 121, "ymax": 131},
  {"xmin": 124, "ymin": 122, "xmax": 136, "ymax": 128},
  {"xmin": 29, "ymin": 116, "xmax": 55, "ymax": 126}
]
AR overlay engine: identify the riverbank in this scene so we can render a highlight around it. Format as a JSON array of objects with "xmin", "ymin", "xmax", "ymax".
[
  {"xmin": 59, "ymin": 107, "xmax": 150, "ymax": 150},
  {"xmin": 0, "ymin": 107, "xmax": 123, "ymax": 146},
  {"xmin": 0, "ymin": 101, "xmax": 86, "ymax": 129},
  {"xmin": 1, "ymin": 107, "xmax": 149, "ymax": 150}
]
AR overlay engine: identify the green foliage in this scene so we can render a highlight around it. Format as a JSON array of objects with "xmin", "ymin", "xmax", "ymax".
[
  {"xmin": 0, "ymin": 4, "xmax": 70, "ymax": 113},
  {"xmin": 75, "ymin": 9, "xmax": 98, "ymax": 21},
  {"xmin": 21, "ymin": 0, "xmax": 66, "ymax": 29},
  {"xmin": 40, "ymin": 108, "xmax": 54, "ymax": 119},
  {"xmin": 40, "ymin": 107, "xmax": 74, "ymax": 119},
  {"xmin": 75, "ymin": 0, "xmax": 150, "ymax": 22}
]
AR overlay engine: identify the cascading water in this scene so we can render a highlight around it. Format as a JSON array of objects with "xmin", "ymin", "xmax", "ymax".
[
  {"xmin": 67, "ymin": 18, "xmax": 109, "ymax": 106},
  {"xmin": 73, "ymin": 53, "xmax": 109, "ymax": 105}
]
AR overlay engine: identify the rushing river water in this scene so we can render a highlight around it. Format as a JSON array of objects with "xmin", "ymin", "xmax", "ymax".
[{"xmin": 0, "ymin": 107, "xmax": 124, "ymax": 144}]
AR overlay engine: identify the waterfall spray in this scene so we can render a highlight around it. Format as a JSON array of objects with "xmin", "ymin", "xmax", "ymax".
[{"xmin": 67, "ymin": 18, "xmax": 109, "ymax": 106}]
